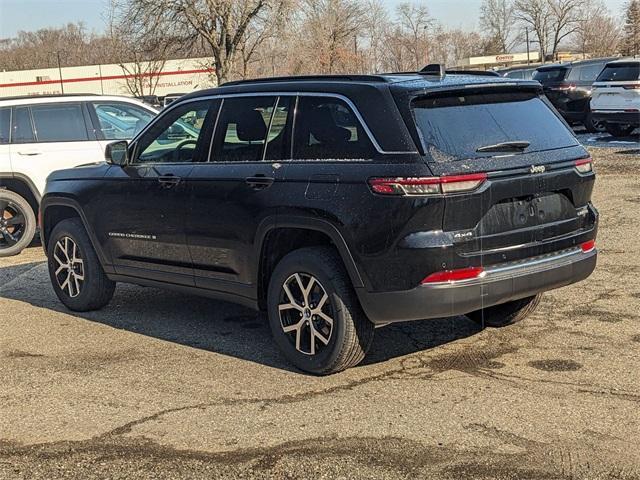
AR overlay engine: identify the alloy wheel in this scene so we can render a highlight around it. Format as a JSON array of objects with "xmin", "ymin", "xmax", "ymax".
[
  {"xmin": 53, "ymin": 237, "xmax": 85, "ymax": 298},
  {"xmin": 0, "ymin": 200, "xmax": 26, "ymax": 250},
  {"xmin": 278, "ymin": 273, "xmax": 334, "ymax": 356}
]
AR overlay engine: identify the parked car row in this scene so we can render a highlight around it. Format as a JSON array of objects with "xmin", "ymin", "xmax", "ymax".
[{"xmin": 501, "ymin": 58, "xmax": 639, "ymax": 137}]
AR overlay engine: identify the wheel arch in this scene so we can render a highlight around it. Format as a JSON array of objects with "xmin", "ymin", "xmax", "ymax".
[
  {"xmin": 40, "ymin": 197, "xmax": 112, "ymax": 269},
  {"xmin": 0, "ymin": 174, "xmax": 41, "ymax": 219},
  {"xmin": 255, "ymin": 216, "xmax": 364, "ymax": 311}
]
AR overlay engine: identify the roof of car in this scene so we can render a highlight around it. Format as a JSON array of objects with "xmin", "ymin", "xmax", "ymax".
[
  {"xmin": 604, "ymin": 58, "xmax": 640, "ymax": 65},
  {"xmin": 181, "ymin": 72, "xmax": 537, "ymax": 101},
  {"xmin": 536, "ymin": 57, "xmax": 622, "ymax": 71},
  {"xmin": 0, "ymin": 94, "xmax": 158, "ymax": 111}
]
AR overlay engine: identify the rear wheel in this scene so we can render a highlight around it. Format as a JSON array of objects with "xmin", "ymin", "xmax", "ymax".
[
  {"xmin": 583, "ymin": 112, "xmax": 606, "ymax": 133},
  {"xmin": 267, "ymin": 247, "xmax": 374, "ymax": 375},
  {"xmin": 605, "ymin": 123, "xmax": 635, "ymax": 138},
  {"xmin": 0, "ymin": 190, "xmax": 36, "ymax": 258},
  {"xmin": 467, "ymin": 294, "xmax": 542, "ymax": 328},
  {"xmin": 47, "ymin": 218, "xmax": 115, "ymax": 311}
]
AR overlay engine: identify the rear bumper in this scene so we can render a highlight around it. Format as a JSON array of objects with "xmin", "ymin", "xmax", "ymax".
[
  {"xmin": 591, "ymin": 111, "xmax": 640, "ymax": 126},
  {"xmin": 358, "ymin": 247, "xmax": 597, "ymax": 325}
]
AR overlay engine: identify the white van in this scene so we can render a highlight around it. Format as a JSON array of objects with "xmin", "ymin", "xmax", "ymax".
[
  {"xmin": 0, "ymin": 94, "xmax": 157, "ymax": 256},
  {"xmin": 591, "ymin": 59, "xmax": 640, "ymax": 137}
]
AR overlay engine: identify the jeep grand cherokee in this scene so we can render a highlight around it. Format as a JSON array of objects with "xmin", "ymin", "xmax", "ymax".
[{"xmin": 40, "ymin": 68, "xmax": 598, "ymax": 374}]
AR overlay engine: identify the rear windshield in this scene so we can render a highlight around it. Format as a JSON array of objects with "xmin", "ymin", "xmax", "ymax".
[
  {"xmin": 597, "ymin": 63, "xmax": 640, "ymax": 82},
  {"xmin": 533, "ymin": 68, "xmax": 568, "ymax": 82},
  {"xmin": 412, "ymin": 90, "xmax": 577, "ymax": 161}
]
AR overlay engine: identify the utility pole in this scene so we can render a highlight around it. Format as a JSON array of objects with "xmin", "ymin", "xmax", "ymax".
[
  {"xmin": 56, "ymin": 52, "xmax": 64, "ymax": 94},
  {"xmin": 526, "ymin": 28, "xmax": 530, "ymax": 65}
]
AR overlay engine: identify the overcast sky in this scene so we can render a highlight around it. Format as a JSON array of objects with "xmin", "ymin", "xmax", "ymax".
[{"xmin": 0, "ymin": 0, "xmax": 629, "ymax": 43}]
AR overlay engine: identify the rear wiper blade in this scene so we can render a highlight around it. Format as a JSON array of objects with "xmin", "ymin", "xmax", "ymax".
[{"xmin": 476, "ymin": 141, "xmax": 531, "ymax": 153}]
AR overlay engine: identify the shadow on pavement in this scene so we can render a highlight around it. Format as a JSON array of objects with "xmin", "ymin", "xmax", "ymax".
[{"xmin": 0, "ymin": 260, "xmax": 481, "ymax": 374}]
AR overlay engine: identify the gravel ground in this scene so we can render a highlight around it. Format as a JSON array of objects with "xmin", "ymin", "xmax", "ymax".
[{"xmin": 0, "ymin": 145, "xmax": 639, "ymax": 479}]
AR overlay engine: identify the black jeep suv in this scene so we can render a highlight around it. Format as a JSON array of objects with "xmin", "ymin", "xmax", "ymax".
[{"xmin": 41, "ymin": 69, "xmax": 598, "ymax": 374}]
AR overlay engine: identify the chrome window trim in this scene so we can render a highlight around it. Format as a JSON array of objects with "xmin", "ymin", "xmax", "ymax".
[{"xmin": 131, "ymin": 91, "xmax": 418, "ymax": 156}]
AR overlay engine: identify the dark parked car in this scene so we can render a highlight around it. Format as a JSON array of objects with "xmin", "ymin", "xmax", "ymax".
[
  {"xmin": 534, "ymin": 58, "xmax": 617, "ymax": 132},
  {"xmin": 40, "ymin": 68, "xmax": 598, "ymax": 374}
]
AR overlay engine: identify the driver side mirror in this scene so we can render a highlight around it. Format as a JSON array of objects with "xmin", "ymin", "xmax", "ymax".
[{"xmin": 105, "ymin": 140, "xmax": 130, "ymax": 166}]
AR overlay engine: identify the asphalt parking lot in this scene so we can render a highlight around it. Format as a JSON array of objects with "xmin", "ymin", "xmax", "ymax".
[{"xmin": 1, "ymin": 138, "xmax": 639, "ymax": 479}]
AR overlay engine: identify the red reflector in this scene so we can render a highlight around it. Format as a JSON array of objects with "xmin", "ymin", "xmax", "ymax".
[
  {"xmin": 624, "ymin": 109, "xmax": 639, "ymax": 113},
  {"xmin": 575, "ymin": 157, "xmax": 593, "ymax": 174},
  {"xmin": 581, "ymin": 240, "xmax": 596, "ymax": 253},
  {"xmin": 421, "ymin": 266, "xmax": 485, "ymax": 284}
]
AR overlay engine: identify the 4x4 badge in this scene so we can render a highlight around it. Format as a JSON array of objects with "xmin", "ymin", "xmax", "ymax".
[{"xmin": 530, "ymin": 165, "xmax": 546, "ymax": 174}]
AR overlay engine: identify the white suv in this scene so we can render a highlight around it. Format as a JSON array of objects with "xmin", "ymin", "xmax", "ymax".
[
  {"xmin": 591, "ymin": 59, "xmax": 640, "ymax": 138},
  {"xmin": 0, "ymin": 95, "xmax": 157, "ymax": 256}
]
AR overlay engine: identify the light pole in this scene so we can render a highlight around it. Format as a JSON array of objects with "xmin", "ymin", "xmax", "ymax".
[{"xmin": 56, "ymin": 51, "xmax": 64, "ymax": 94}]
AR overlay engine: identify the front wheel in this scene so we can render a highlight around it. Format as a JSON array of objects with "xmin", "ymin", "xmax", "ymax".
[
  {"xmin": 467, "ymin": 294, "xmax": 542, "ymax": 328},
  {"xmin": 605, "ymin": 123, "xmax": 636, "ymax": 138},
  {"xmin": 47, "ymin": 218, "xmax": 115, "ymax": 311},
  {"xmin": 267, "ymin": 247, "xmax": 374, "ymax": 375},
  {"xmin": 0, "ymin": 190, "xmax": 36, "ymax": 258}
]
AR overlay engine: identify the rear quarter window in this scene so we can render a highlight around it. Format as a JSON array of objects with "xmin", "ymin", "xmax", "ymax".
[
  {"xmin": 412, "ymin": 90, "xmax": 578, "ymax": 161},
  {"xmin": 533, "ymin": 68, "xmax": 568, "ymax": 82}
]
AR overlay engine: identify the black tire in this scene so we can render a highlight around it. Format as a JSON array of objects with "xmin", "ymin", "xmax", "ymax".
[
  {"xmin": 267, "ymin": 246, "xmax": 374, "ymax": 375},
  {"xmin": 467, "ymin": 294, "xmax": 542, "ymax": 328},
  {"xmin": 0, "ymin": 189, "xmax": 36, "ymax": 258},
  {"xmin": 47, "ymin": 218, "xmax": 115, "ymax": 312},
  {"xmin": 583, "ymin": 112, "xmax": 605, "ymax": 134},
  {"xmin": 605, "ymin": 123, "xmax": 635, "ymax": 138}
]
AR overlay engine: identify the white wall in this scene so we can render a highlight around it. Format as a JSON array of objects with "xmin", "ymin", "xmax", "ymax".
[{"xmin": 0, "ymin": 57, "xmax": 217, "ymax": 98}]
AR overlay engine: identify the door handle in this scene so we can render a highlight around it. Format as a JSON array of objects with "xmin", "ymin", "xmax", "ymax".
[
  {"xmin": 245, "ymin": 175, "xmax": 275, "ymax": 190},
  {"xmin": 158, "ymin": 175, "xmax": 182, "ymax": 188},
  {"xmin": 17, "ymin": 151, "xmax": 42, "ymax": 156}
]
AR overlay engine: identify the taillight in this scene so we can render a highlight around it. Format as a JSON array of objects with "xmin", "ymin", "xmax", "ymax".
[
  {"xmin": 421, "ymin": 266, "xmax": 485, "ymax": 284},
  {"xmin": 369, "ymin": 173, "xmax": 487, "ymax": 196},
  {"xmin": 575, "ymin": 158, "xmax": 593, "ymax": 174},
  {"xmin": 581, "ymin": 240, "xmax": 596, "ymax": 253}
]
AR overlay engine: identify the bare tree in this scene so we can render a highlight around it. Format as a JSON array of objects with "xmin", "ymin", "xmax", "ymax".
[
  {"xmin": 572, "ymin": 0, "xmax": 620, "ymax": 58},
  {"xmin": 514, "ymin": 0, "xmax": 552, "ymax": 60},
  {"xmin": 480, "ymin": 0, "xmax": 519, "ymax": 53},
  {"xmin": 515, "ymin": 0, "xmax": 581, "ymax": 61},
  {"xmin": 115, "ymin": 0, "xmax": 279, "ymax": 84},
  {"xmin": 395, "ymin": 1, "xmax": 433, "ymax": 70},
  {"xmin": 547, "ymin": 0, "xmax": 582, "ymax": 57},
  {"xmin": 622, "ymin": 0, "xmax": 640, "ymax": 56},
  {"xmin": 363, "ymin": 0, "xmax": 391, "ymax": 73},
  {"xmin": 298, "ymin": 0, "xmax": 365, "ymax": 74}
]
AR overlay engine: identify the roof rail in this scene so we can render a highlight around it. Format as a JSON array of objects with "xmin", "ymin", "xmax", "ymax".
[
  {"xmin": 0, "ymin": 93, "xmax": 99, "ymax": 101},
  {"xmin": 221, "ymin": 74, "xmax": 390, "ymax": 87}
]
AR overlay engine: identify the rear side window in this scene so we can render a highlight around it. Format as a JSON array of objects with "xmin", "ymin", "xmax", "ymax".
[
  {"xmin": 0, "ymin": 108, "xmax": 9, "ymax": 144},
  {"xmin": 293, "ymin": 97, "xmax": 375, "ymax": 160},
  {"xmin": 505, "ymin": 71, "xmax": 524, "ymax": 79},
  {"xmin": 533, "ymin": 68, "xmax": 568, "ymax": 82},
  {"xmin": 211, "ymin": 96, "xmax": 277, "ymax": 162},
  {"xmin": 31, "ymin": 103, "xmax": 88, "ymax": 142},
  {"xmin": 12, "ymin": 107, "xmax": 35, "ymax": 144},
  {"xmin": 92, "ymin": 102, "xmax": 155, "ymax": 140},
  {"xmin": 412, "ymin": 90, "xmax": 577, "ymax": 161},
  {"xmin": 597, "ymin": 63, "xmax": 640, "ymax": 82}
]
